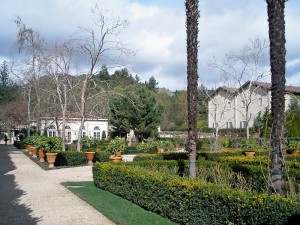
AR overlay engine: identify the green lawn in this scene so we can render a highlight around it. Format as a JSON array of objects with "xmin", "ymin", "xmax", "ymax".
[{"xmin": 62, "ymin": 181, "xmax": 178, "ymax": 225}]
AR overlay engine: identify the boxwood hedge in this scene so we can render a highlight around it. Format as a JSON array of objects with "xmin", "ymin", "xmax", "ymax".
[{"xmin": 93, "ymin": 162, "xmax": 300, "ymax": 225}]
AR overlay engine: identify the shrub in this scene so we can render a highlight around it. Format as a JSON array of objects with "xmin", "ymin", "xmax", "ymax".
[
  {"xmin": 80, "ymin": 137, "xmax": 101, "ymax": 148},
  {"xmin": 133, "ymin": 153, "xmax": 164, "ymax": 161},
  {"xmin": 135, "ymin": 141, "xmax": 153, "ymax": 153},
  {"xmin": 93, "ymin": 151, "xmax": 111, "ymax": 162},
  {"xmin": 93, "ymin": 163, "xmax": 300, "ymax": 225},
  {"xmin": 55, "ymin": 151, "xmax": 86, "ymax": 166},
  {"xmin": 105, "ymin": 137, "xmax": 127, "ymax": 154},
  {"xmin": 14, "ymin": 140, "xmax": 24, "ymax": 149}
]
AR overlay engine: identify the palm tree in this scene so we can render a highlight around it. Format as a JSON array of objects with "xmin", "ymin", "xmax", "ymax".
[
  {"xmin": 266, "ymin": 0, "xmax": 287, "ymax": 196},
  {"xmin": 185, "ymin": 0, "xmax": 199, "ymax": 179}
]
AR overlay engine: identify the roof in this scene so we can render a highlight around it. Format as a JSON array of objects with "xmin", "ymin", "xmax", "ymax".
[
  {"xmin": 210, "ymin": 81, "xmax": 300, "ymax": 98},
  {"xmin": 41, "ymin": 112, "xmax": 108, "ymax": 121},
  {"xmin": 246, "ymin": 81, "xmax": 300, "ymax": 94},
  {"xmin": 209, "ymin": 86, "xmax": 238, "ymax": 98}
]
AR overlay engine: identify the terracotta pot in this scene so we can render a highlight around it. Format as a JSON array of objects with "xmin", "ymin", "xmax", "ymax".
[
  {"xmin": 244, "ymin": 151, "xmax": 255, "ymax": 158},
  {"xmin": 291, "ymin": 150, "xmax": 300, "ymax": 155},
  {"xmin": 175, "ymin": 143, "xmax": 180, "ymax": 149},
  {"xmin": 38, "ymin": 149, "xmax": 45, "ymax": 162},
  {"xmin": 109, "ymin": 155, "xmax": 123, "ymax": 162},
  {"xmin": 85, "ymin": 152, "xmax": 95, "ymax": 165},
  {"xmin": 115, "ymin": 151, "xmax": 122, "ymax": 157},
  {"xmin": 31, "ymin": 146, "xmax": 38, "ymax": 158},
  {"xmin": 156, "ymin": 147, "xmax": 161, "ymax": 153},
  {"xmin": 46, "ymin": 153, "xmax": 58, "ymax": 168},
  {"xmin": 27, "ymin": 145, "xmax": 33, "ymax": 154}
]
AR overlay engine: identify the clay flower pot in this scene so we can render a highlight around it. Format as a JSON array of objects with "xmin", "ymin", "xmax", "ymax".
[
  {"xmin": 31, "ymin": 146, "xmax": 38, "ymax": 158},
  {"xmin": 109, "ymin": 155, "xmax": 123, "ymax": 162},
  {"xmin": 85, "ymin": 152, "xmax": 95, "ymax": 165},
  {"xmin": 38, "ymin": 149, "xmax": 46, "ymax": 162},
  {"xmin": 46, "ymin": 153, "xmax": 58, "ymax": 168},
  {"xmin": 244, "ymin": 151, "xmax": 255, "ymax": 158}
]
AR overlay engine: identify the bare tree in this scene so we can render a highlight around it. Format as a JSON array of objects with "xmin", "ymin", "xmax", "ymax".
[
  {"xmin": 267, "ymin": 0, "xmax": 287, "ymax": 196},
  {"xmin": 13, "ymin": 17, "xmax": 47, "ymax": 136},
  {"xmin": 185, "ymin": 0, "xmax": 199, "ymax": 180},
  {"xmin": 209, "ymin": 38, "xmax": 270, "ymax": 138},
  {"xmin": 71, "ymin": 4, "xmax": 132, "ymax": 151},
  {"xmin": 44, "ymin": 42, "xmax": 74, "ymax": 151}
]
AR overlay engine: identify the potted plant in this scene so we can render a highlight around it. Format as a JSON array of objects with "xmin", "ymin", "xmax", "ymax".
[
  {"xmin": 155, "ymin": 140, "xmax": 163, "ymax": 153},
  {"xmin": 82, "ymin": 149, "xmax": 96, "ymax": 165},
  {"xmin": 106, "ymin": 137, "xmax": 126, "ymax": 162},
  {"xmin": 241, "ymin": 138, "xmax": 259, "ymax": 158},
  {"xmin": 136, "ymin": 141, "xmax": 152, "ymax": 153},
  {"xmin": 45, "ymin": 137, "xmax": 62, "ymax": 168},
  {"xmin": 160, "ymin": 140, "xmax": 175, "ymax": 152},
  {"xmin": 287, "ymin": 139, "xmax": 300, "ymax": 155}
]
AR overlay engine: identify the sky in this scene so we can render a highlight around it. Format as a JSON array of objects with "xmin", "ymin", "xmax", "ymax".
[{"xmin": 0, "ymin": 0, "xmax": 299, "ymax": 91}]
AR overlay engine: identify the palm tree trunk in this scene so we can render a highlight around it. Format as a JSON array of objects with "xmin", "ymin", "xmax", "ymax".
[
  {"xmin": 267, "ymin": 0, "xmax": 287, "ymax": 196},
  {"xmin": 185, "ymin": 0, "xmax": 199, "ymax": 180}
]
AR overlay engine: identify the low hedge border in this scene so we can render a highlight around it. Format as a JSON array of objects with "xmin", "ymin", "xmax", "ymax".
[
  {"xmin": 53, "ymin": 151, "xmax": 111, "ymax": 167},
  {"xmin": 93, "ymin": 162, "xmax": 300, "ymax": 225}
]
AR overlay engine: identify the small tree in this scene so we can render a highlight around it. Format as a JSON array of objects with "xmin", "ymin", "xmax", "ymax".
[
  {"xmin": 208, "ymin": 38, "xmax": 270, "ymax": 139},
  {"xmin": 109, "ymin": 84, "xmax": 163, "ymax": 138}
]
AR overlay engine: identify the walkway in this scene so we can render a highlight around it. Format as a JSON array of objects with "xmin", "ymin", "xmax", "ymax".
[{"xmin": 0, "ymin": 144, "xmax": 115, "ymax": 225}]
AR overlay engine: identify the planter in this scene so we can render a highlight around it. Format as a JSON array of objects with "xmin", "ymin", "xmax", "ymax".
[
  {"xmin": 115, "ymin": 151, "xmax": 122, "ymax": 157},
  {"xmin": 290, "ymin": 149, "xmax": 300, "ymax": 156},
  {"xmin": 85, "ymin": 152, "xmax": 95, "ymax": 165},
  {"xmin": 31, "ymin": 146, "xmax": 38, "ymax": 158},
  {"xmin": 244, "ymin": 151, "xmax": 255, "ymax": 158},
  {"xmin": 46, "ymin": 153, "xmax": 58, "ymax": 168},
  {"xmin": 109, "ymin": 155, "xmax": 123, "ymax": 162},
  {"xmin": 27, "ymin": 145, "xmax": 33, "ymax": 154},
  {"xmin": 175, "ymin": 143, "xmax": 180, "ymax": 149},
  {"xmin": 38, "ymin": 149, "xmax": 45, "ymax": 162},
  {"xmin": 156, "ymin": 147, "xmax": 161, "ymax": 153}
]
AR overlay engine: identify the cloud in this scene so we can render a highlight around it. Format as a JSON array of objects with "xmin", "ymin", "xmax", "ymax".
[{"xmin": 0, "ymin": 0, "xmax": 299, "ymax": 91}]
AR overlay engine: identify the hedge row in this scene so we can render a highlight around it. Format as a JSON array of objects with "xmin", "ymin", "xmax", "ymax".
[
  {"xmin": 93, "ymin": 162, "xmax": 300, "ymax": 225},
  {"xmin": 54, "ymin": 151, "xmax": 111, "ymax": 167}
]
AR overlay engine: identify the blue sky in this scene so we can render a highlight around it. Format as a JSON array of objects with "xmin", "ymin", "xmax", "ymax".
[{"xmin": 0, "ymin": 0, "xmax": 299, "ymax": 91}]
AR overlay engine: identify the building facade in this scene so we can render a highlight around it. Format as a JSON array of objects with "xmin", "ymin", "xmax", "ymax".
[
  {"xmin": 208, "ymin": 81, "xmax": 300, "ymax": 130},
  {"xmin": 40, "ymin": 114, "xmax": 108, "ymax": 143}
]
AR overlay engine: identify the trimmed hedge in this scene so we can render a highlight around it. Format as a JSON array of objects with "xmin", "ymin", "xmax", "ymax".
[
  {"xmin": 14, "ymin": 140, "xmax": 24, "ymax": 149},
  {"xmin": 93, "ymin": 162, "xmax": 300, "ymax": 225},
  {"xmin": 55, "ymin": 151, "xmax": 86, "ymax": 166},
  {"xmin": 54, "ymin": 150, "xmax": 111, "ymax": 167},
  {"xmin": 133, "ymin": 152, "xmax": 194, "ymax": 162}
]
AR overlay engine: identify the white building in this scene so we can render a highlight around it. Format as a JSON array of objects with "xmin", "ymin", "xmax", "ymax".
[
  {"xmin": 40, "ymin": 113, "xmax": 108, "ymax": 143},
  {"xmin": 208, "ymin": 81, "xmax": 300, "ymax": 130}
]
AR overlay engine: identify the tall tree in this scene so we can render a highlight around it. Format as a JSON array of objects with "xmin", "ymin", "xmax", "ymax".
[
  {"xmin": 185, "ymin": 0, "xmax": 199, "ymax": 179},
  {"xmin": 73, "ymin": 4, "xmax": 132, "ymax": 151},
  {"xmin": 109, "ymin": 84, "xmax": 163, "ymax": 139},
  {"xmin": 267, "ymin": 0, "xmax": 287, "ymax": 196}
]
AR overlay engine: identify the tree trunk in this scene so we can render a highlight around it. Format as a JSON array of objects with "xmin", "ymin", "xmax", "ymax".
[
  {"xmin": 267, "ymin": 0, "xmax": 287, "ymax": 196},
  {"xmin": 185, "ymin": 0, "xmax": 199, "ymax": 180}
]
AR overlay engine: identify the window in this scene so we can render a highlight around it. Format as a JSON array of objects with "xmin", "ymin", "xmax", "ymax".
[
  {"xmin": 227, "ymin": 122, "xmax": 233, "ymax": 129},
  {"xmin": 94, "ymin": 126, "xmax": 101, "ymax": 140},
  {"xmin": 240, "ymin": 121, "xmax": 246, "ymax": 129},
  {"xmin": 258, "ymin": 97, "xmax": 263, "ymax": 106},
  {"xmin": 82, "ymin": 132, "xmax": 87, "ymax": 137},
  {"xmin": 67, "ymin": 131, "xmax": 71, "ymax": 142},
  {"xmin": 241, "ymin": 100, "xmax": 245, "ymax": 108},
  {"xmin": 227, "ymin": 101, "xmax": 232, "ymax": 110},
  {"xmin": 48, "ymin": 125, "xmax": 56, "ymax": 137},
  {"xmin": 48, "ymin": 131, "xmax": 56, "ymax": 137},
  {"xmin": 65, "ymin": 125, "xmax": 71, "ymax": 129}
]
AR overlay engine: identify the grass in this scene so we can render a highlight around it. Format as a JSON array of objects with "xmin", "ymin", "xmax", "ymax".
[{"xmin": 62, "ymin": 181, "xmax": 178, "ymax": 225}]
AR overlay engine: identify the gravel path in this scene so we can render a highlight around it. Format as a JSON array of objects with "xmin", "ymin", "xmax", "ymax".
[{"xmin": 0, "ymin": 144, "xmax": 115, "ymax": 225}]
